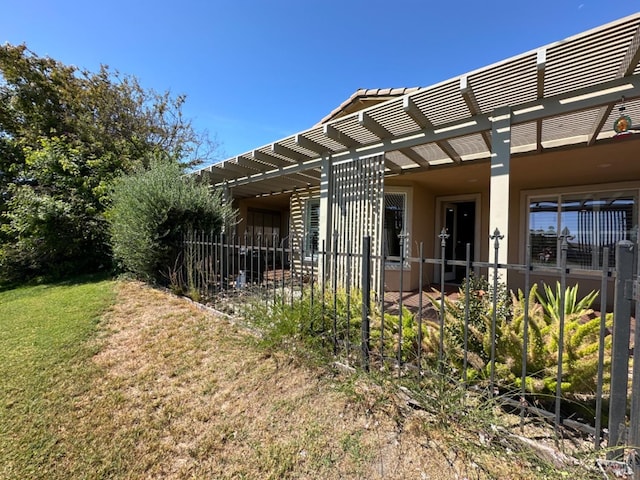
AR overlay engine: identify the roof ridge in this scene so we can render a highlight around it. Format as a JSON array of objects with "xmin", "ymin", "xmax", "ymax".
[{"xmin": 317, "ymin": 86, "xmax": 424, "ymax": 125}]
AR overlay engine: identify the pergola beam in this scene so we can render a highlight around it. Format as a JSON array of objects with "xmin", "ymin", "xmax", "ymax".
[
  {"xmin": 233, "ymin": 155, "xmax": 271, "ymax": 171},
  {"xmin": 252, "ymin": 149, "xmax": 295, "ymax": 168},
  {"xmin": 460, "ymin": 76, "xmax": 493, "ymax": 151},
  {"xmin": 587, "ymin": 24, "xmax": 640, "ymax": 145},
  {"xmin": 359, "ymin": 111, "xmax": 391, "ymax": 139},
  {"xmin": 213, "ymin": 159, "xmax": 257, "ymax": 176},
  {"xmin": 323, "ymin": 123, "xmax": 360, "ymax": 148},
  {"xmin": 403, "ymin": 96, "xmax": 430, "ymax": 128},
  {"xmin": 399, "ymin": 147, "xmax": 430, "ymax": 168},
  {"xmin": 435, "ymin": 141, "xmax": 462, "ymax": 164},
  {"xmin": 295, "ymin": 133, "xmax": 329, "ymax": 155},
  {"xmin": 207, "ymin": 164, "xmax": 244, "ymax": 182},
  {"xmin": 216, "ymin": 158, "xmax": 324, "ymax": 188},
  {"xmin": 229, "ymin": 182, "xmax": 276, "ymax": 197},
  {"xmin": 271, "ymin": 142, "xmax": 312, "ymax": 162},
  {"xmin": 295, "ymin": 168, "xmax": 322, "ymax": 181},
  {"xmin": 384, "ymin": 157, "xmax": 403, "ymax": 174},
  {"xmin": 403, "ymin": 96, "xmax": 461, "ymax": 162},
  {"xmin": 281, "ymin": 174, "xmax": 317, "ymax": 187},
  {"xmin": 215, "ymin": 74, "xmax": 640, "ymax": 189}
]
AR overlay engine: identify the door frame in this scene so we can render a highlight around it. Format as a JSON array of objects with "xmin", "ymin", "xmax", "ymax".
[{"xmin": 434, "ymin": 193, "xmax": 481, "ymax": 283}]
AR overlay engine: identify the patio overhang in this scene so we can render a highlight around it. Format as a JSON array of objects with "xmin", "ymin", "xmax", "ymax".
[{"xmin": 196, "ymin": 14, "xmax": 640, "ymax": 199}]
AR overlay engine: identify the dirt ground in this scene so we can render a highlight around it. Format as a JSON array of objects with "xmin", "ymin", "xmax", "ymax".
[{"xmin": 70, "ymin": 281, "xmax": 600, "ymax": 479}]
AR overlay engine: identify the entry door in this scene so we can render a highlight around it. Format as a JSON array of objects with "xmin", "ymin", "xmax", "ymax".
[{"xmin": 442, "ymin": 201, "xmax": 476, "ymax": 282}]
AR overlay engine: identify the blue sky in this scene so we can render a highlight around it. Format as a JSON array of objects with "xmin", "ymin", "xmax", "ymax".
[{"xmin": 2, "ymin": 1, "xmax": 639, "ymax": 165}]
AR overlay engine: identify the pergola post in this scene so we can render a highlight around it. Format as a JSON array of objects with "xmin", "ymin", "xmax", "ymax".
[
  {"xmin": 319, "ymin": 154, "xmax": 333, "ymax": 286},
  {"xmin": 488, "ymin": 107, "xmax": 512, "ymax": 281}
]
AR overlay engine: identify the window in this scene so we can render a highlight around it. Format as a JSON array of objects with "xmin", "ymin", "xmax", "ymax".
[
  {"xmin": 528, "ymin": 190, "xmax": 637, "ymax": 269},
  {"xmin": 304, "ymin": 198, "xmax": 320, "ymax": 258},
  {"xmin": 384, "ymin": 192, "xmax": 408, "ymax": 262}
]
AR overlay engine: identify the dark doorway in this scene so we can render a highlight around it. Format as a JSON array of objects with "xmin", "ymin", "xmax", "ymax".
[{"xmin": 443, "ymin": 201, "xmax": 476, "ymax": 282}]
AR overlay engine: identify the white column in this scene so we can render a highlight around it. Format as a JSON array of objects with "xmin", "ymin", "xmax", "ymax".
[
  {"xmin": 318, "ymin": 154, "xmax": 333, "ymax": 282},
  {"xmin": 488, "ymin": 107, "xmax": 512, "ymax": 278}
]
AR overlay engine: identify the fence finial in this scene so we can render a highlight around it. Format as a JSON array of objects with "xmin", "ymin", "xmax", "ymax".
[
  {"xmin": 438, "ymin": 228, "xmax": 450, "ymax": 247},
  {"xmin": 490, "ymin": 228, "xmax": 504, "ymax": 249}
]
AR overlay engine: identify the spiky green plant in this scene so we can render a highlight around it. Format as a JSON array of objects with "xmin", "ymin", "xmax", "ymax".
[
  {"xmin": 498, "ymin": 282, "xmax": 611, "ymax": 394},
  {"xmin": 426, "ymin": 280, "xmax": 611, "ymax": 395},
  {"xmin": 536, "ymin": 282, "xmax": 599, "ymax": 323}
]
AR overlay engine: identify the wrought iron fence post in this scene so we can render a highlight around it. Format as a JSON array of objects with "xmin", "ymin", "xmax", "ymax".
[
  {"xmin": 310, "ymin": 236, "xmax": 315, "ymax": 330},
  {"xmin": 520, "ymin": 243, "xmax": 531, "ymax": 432},
  {"xmin": 221, "ymin": 232, "xmax": 227, "ymax": 292},
  {"xmin": 346, "ymin": 239, "xmax": 352, "ymax": 364},
  {"xmin": 418, "ymin": 242, "xmax": 424, "ymax": 378},
  {"xmin": 213, "ymin": 232, "xmax": 219, "ymax": 298},
  {"xmin": 631, "ymin": 244, "xmax": 640, "ymax": 478},
  {"xmin": 257, "ymin": 233, "xmax": 263, "ymax": 291},
  {"xmin": 608, "ymin": 240, "xmax": 634, "ymax": 458},
  {"xmin": 250, "ymin": 232, "xmax": 255, "ymax": 289},
  {"xmin": 281, "ymin": 236, "xmax": 286, "ymax": 305},
  {"xmin": 272, "ymin": 231, "xmax": 277, "ymax": 304},
  {"xmin": 321, "ymin": 239, "xmax": 326, "ymax": 336},
  {"xmin": 438, "ymin": 228, "xmax": 450, "ymax": 369},
  {"xmin": 241, "ymin": 230, "xmax": 253, "ymax": 288},
  {"xmin": 555, "ymin": 227, "xmax": 571, "ymax": 432},
  {"xmin": 463, "ymin": 242, "xmax": 471, "ymax": 386},
  {"xmin": 332, "ymin": 232, "xmax": 339, "ymax": 356},
  {"xmin": 300, "ymin": 235, "xmax": 305, "ymax": 300},
  {"xmin": 300, "ymin": 234, "xmax": 306, "ymax": 300},
  {"xmin": 489, "ymin": 227, "xmax": 503, "ymax": 397},
  {"xmin": 398, "ymin": 232, "xmax": 407, "ymax": 372},
  {"xmin": 361, "ymin": 236, "xmax": 371, "ymax": 372},
  {"xmin": 595, "ymin": 246, "xmax": 609, "ymax": 450},
  {"xmin": 231, "ymin": 232, "xmax": 236, "ymax": 292}
]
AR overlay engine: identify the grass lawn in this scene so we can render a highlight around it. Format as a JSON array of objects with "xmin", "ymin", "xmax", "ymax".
[
  {"xmin": 0, "ymin": 278, "xmax": 600, "ymax": 479},
  {"xmin": 0, "ymin": 274, "xmax": 116, "ymax": 479}
]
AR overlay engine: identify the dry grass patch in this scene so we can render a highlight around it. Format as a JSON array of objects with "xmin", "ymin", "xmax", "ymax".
[{"xmin": 15, "ymin": 280, "xmax": 600, "ymax": 479}]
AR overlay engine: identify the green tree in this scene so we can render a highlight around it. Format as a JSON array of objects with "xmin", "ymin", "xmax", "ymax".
[
  {"xmin": 107, "ymin": 156, "xmax": 233, "ymax": 282},
  {"xmin": 0, "ymin": 44, "xmax": 218, "ymax": 283}
]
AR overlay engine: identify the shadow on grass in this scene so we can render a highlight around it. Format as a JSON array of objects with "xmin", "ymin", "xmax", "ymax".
[{"xmin": 0, "ymin": 269, "xmax": 114, "ymax": 293}]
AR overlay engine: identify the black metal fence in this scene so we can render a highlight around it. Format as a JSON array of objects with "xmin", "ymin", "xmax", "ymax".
[{"xmin": 175, "ymin": 228, "xmax": 640, "ymax": 469}]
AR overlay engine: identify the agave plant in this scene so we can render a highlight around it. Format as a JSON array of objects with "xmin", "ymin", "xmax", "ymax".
[
  {"xmin": 535, "ymin": 282, "xmax": 599, "ymax": 324},
  {"xmin": 507, "ymin": 282, "xmax": 610, "ymax": 394}
]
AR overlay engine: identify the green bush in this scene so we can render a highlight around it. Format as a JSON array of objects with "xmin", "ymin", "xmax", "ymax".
[{"xmin": 107, "ymin": 155, "xmax": 234, "ymax": 282}]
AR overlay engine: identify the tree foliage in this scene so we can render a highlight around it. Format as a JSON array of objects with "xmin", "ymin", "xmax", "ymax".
[
  {"xmin": 0, "ymin": 43, "xmax": 219, "ymax": 283},
  {"xmin": 107, "ymin": 156, "xmax": 233, "ymax": 282}
]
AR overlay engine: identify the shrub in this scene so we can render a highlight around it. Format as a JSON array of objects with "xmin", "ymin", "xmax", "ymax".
[{"xmin": 107, "ymin": 155, "xmax": 234, "ymax": 282}]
